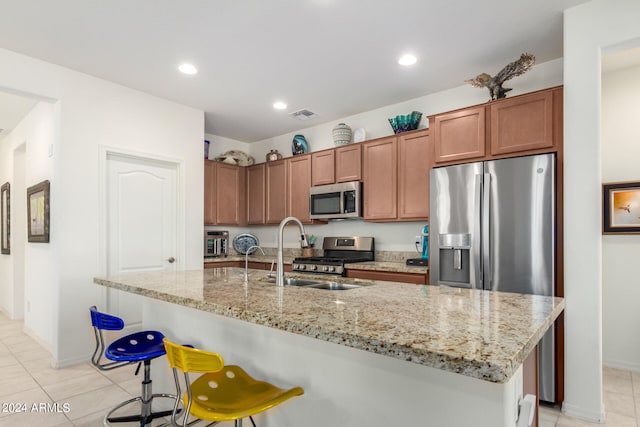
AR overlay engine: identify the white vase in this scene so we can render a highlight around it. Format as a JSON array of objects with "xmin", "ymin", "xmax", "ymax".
[{"xmin": 332, "ymin": 123, "xmax": 352, "ymax": 146}]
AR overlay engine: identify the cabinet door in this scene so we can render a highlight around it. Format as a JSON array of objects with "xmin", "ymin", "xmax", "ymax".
[
  {"xmin": 363, "ymin": 137, "xmax": 397, "ymax": 221},
  {"xmin": 247, "ymin": 164, "xmax": 266, "ymax": 225},
  {"xmin": 266, "ymin": 159, "xmax": 287, "ymax": 224},
  {"xmin": 398, "ymin": 130, "xmax": 429, "ymax": 220},
  {"xmin": 287, "ymin": 154, "xmax": 313, "ymax": 223},
  {"xmin": 432, "ymin": 106, "xmax": 486, "ymax": 163},
  {"xmin": 311, "ymin": 149, "xmax": 335, "ymax": 186},
  {"xmin": 204, "ymin": 160, "xmax": 216, "ymax": 225},
  {"xmin": 490, "ymin": 90, "xmax": 554, "ymax": 155},
  {"xmin": 335, "ymin": 144, "xmax": 362, "ymax": 182},
  {"xmin": 216, "ymin": 163, "xmax": 246, "ymax": 225}
]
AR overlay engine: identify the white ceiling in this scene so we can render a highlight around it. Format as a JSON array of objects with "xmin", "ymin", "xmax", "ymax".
[{"xmin": 0, "ymin": 0, "xmax": 590, "ymax": 142}]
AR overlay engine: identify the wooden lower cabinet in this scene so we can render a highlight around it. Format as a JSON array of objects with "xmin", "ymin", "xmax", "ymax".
[
  {"xmin": 346, "ymin": 269, "xmax": 428, "ymax": 285},
  {"xmin": 204, "ymin": 260, "xmax": 240, "ymax": 269}
]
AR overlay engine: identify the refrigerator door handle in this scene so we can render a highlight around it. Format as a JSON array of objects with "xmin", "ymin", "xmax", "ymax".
[
  {"xmin": 473, "ymin": 174, "xmax": 483, "ymax": 289},
  {"xmin": 482, "ymin": 172, "xmax": 491, "ymax": 289}
]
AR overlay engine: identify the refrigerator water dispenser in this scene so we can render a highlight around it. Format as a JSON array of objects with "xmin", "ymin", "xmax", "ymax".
[{"xmin": 438, "ymin": 234, "xmax": 471, "ymax": 286}]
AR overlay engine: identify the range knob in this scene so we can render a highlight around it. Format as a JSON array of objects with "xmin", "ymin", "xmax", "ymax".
[
  {"xmin": 299, "ymin": 264, "xmax": 306, "ymax": 270},
  {"xmin": 328, "ymin": 266, "xmax": 336, "ymax": 272},
  {"xmin": 323, "ymin": 266, "xmax": 329, "ymax": 272},
  {"xmin": 310, "ymin": 265, "xmax": 317, "ymax": 271}
]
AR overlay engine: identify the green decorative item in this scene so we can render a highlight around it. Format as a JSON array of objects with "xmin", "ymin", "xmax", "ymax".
[{"xmin": 388, "ymin": 111, "xmax": 422, "ymax": 134}]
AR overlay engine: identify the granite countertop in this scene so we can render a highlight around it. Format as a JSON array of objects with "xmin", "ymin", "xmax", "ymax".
[{"xmin": 94, "ymin": 268, "xmax": 563, "ymax": 384}]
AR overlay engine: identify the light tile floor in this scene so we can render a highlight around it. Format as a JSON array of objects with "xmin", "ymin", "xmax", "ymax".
[
  {"xmin": 0, "ymin": 313, "xmax": 181, "ymax": 427},
  {"xmin": 1, "ymin": 313, "xmax": 639, "ymax": 426}
]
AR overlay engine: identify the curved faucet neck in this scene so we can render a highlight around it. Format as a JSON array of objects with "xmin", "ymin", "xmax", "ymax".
[{"xmin": 276, "ymin": 217, "xmax": 308, "ymax": 286}]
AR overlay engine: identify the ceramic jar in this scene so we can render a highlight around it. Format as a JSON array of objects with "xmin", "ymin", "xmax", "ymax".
[
  {"xmin": 266, "ymin": 149, "xmax": 283, "ymax": 162},
  {"xmin": 332, "ymin": 123, "xmax": 352, "ymax": 146}
]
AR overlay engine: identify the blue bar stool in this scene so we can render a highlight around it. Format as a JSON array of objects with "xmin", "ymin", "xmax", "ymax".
[{"xmin": 90, "ymin": 306, "xmax": 176, "ymax": 426}]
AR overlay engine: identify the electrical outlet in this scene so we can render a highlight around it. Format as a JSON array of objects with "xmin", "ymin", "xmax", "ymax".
[{"xmin": 415, "ymin": 235, "xmax": 421, "ymax": 245}]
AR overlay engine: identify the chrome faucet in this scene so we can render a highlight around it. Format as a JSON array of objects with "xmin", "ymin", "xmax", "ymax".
[
  {"xmin": 276, "ymin": 216, "xmax": 308, "ymax": 286},
  {"xmin": 244, "ymin": 245, "xmax": 265, "ymax": 283}
]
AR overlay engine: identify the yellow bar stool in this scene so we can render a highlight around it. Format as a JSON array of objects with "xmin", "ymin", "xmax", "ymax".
[{"xmin": 163, "ymin": 338, "xmax": 304, "ymax": 427}]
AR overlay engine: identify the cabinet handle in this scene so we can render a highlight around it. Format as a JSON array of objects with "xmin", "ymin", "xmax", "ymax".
[{"xmin": 167, "ymin": 257, "xmax": 176, "ymax": 263}]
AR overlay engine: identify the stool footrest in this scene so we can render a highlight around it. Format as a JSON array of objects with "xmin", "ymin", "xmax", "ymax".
[{"xmin": 104, "ymin": 394, "xmax": 179, "ymax": 426}]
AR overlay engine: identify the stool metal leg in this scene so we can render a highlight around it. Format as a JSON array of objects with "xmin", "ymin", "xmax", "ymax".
[{"xmin": 104, "ymin": 360, "xmax": 177, "ymax": 426}]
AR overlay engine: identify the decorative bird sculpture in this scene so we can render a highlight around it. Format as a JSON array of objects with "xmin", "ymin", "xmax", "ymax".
[{"xmin": 465, "ymin": 53, "xmax": 536, "ymax": 101}]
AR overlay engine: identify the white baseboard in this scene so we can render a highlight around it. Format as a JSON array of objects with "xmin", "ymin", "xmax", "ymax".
[
  {"xmin": 562, "ymin": 401, "xmax": 605, "ymax": 424},
  {"xmin": 603, "ymin": 359, "xmax": 640, "ymax": 372},
  {"xmin": 22, "ymin": 324, "xmax": 53, "ymax": 354},
  {"xmin": 52, "ymin": 354, "xmax": 92, "ymax": 369}
]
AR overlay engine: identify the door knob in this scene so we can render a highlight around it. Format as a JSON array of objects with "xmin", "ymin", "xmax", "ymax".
[{"xmin": 167, "ymin": 257, "xmax": 176, "ymax": 263}]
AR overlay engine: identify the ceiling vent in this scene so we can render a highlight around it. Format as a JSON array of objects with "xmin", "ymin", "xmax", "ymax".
[{"xmin": 289, "ymin": 109, "xmax": 318, "ymax": 121}]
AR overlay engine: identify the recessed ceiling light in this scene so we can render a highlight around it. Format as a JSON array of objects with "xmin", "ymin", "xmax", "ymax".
[
  {"xmin": 398, "ymin": 54, "xmax": 417, "ymax": 66},
  {"xmin": 273, "ymin": 101, "xmax": 287, "ymax": 110},
  {"xmin": 178, "ymin": 63, "xmax": 198, "ymax": 75}
]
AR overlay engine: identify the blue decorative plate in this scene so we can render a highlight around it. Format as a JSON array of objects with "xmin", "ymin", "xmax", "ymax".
[
  {"xmin": 292, "ymin": 134, "xmax": 308, "ymax": 155},
  {"xmin": 232, "ymin": 233, "xmax": 259, "ymax": 255}
]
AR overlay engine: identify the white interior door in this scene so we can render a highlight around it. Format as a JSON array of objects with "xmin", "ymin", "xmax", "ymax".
[{"xmin": 106, "ymin": 153, "xmax": 178, "ymax": 328}]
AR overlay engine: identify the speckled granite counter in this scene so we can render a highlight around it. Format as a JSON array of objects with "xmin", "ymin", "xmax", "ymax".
[{"xmin": 94, "ymin": 267, "xmax": 563, "ymax": 384}]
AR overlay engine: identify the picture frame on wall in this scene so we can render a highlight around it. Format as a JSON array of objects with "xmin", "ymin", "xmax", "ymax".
[
  {"xmin": 602, "ymin": 181, "xmax": 640, "ymax": 234},
  {"xmin": 1, "ymin": 182, "xmax": 9, "ymax": 254},
  {"xmin": 27, "ymin": 180, "xmax": 50, "ymax": 243}
]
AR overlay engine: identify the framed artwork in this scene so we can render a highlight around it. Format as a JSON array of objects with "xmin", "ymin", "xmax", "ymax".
[
  {"xmin": 27, "ymin": 180, "xmax": 50, "ymax": 243},
  {"xmin": 603, "ymin": 181, "xmax": 640, "ymax": 234},
  {"xmin": 1, "ymin": 182, "xmax": 9, "ymax": 254}
]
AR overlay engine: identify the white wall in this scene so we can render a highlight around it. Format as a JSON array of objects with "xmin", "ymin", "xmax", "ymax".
[
  {"xmin": 0, "ymin": 48, "xmax": 205, "ymax": 366},
  {"xmin": 0, "ymin": 134, "xmax": 13, "ymax": 316},
  {"xmin": 601, "ymin": 63, "xmax": 640, "ymax": 371},
  {"xmin": 563, "ymin": 0, "xmax": 640, "ymax": 422}
]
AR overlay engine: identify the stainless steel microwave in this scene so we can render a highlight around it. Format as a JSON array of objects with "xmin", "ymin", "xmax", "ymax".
[{"xmin": 309, "ymin": 181, "xmax": 362, "ymax": 220}]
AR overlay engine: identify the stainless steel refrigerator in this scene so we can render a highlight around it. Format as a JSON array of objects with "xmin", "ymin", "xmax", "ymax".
[{"xmin": 429, "ymin": 153, "xmax": 556, "ymax": 402}]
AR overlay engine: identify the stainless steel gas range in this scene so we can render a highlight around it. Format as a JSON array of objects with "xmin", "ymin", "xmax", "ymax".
[{"xmin": 292, "ymin": 236, "xmax": 374, "ymax": 276}]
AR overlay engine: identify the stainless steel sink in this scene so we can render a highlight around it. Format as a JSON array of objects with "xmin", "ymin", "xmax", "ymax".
[
  {"xmin": 262, "ymin": 277, "xmax": 321, "ymax": 286},
  {"xmin": 306, "ymin": 282, "xmax": 361, "ymax": 291},
  {"xmin": 261, "ymin": 276, "xmax": 362, "ymax": 290}
]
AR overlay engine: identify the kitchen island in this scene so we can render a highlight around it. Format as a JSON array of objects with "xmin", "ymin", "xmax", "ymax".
[{"xmin": 94, "ymin": 268, "xmax": 564, "ymax": 426}]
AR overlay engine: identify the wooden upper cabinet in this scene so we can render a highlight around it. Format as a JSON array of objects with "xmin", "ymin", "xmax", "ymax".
[
  {"xmin": 204, "ymin": 160, "xmax": 245, "ymax": 225},
  {"xmin": 431, "ymin": 87, "xmax": 562, "ymax": 166},
  {"xmin": 312, "ymin": 144, "xmax": 362, "ymax": 186},
  {"xmin": 363, "ymin": 137, "xmax": 397, "ymax": 221},
  {"xmin": 265, "ymin": 159, "xmax": 287, "ymax": 224},
  {"xmin": 397, "ymin": 130, "xmax": 429, "ymax": 220},
  {"xmin": 490, "ymin": 89, "xmax": 554, "ymax": 155},
  {"xmin": 311, "ymin": 149, "xmax": 335, "ymax": 186},
  {"xmin": 335, "ymin": 144, "xmax": 362, "ymax": 182},
  {"xmin": 246, "ymin": 163, "xmax": 266, "ymax": 225},
  {"xmin": 287, "ymin": 154, "xmax": 312, "ymax": 223},
  {"xmin": 432, "ymin": 106, "xmax": 486, "ymax": 163},
  {"xmin": 215, "ymin": 162, "xmax": 246, "ymax": 225},
  {"xmin": 204, "ymin": 160, "xmax": 216, "ymax": 225}
]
